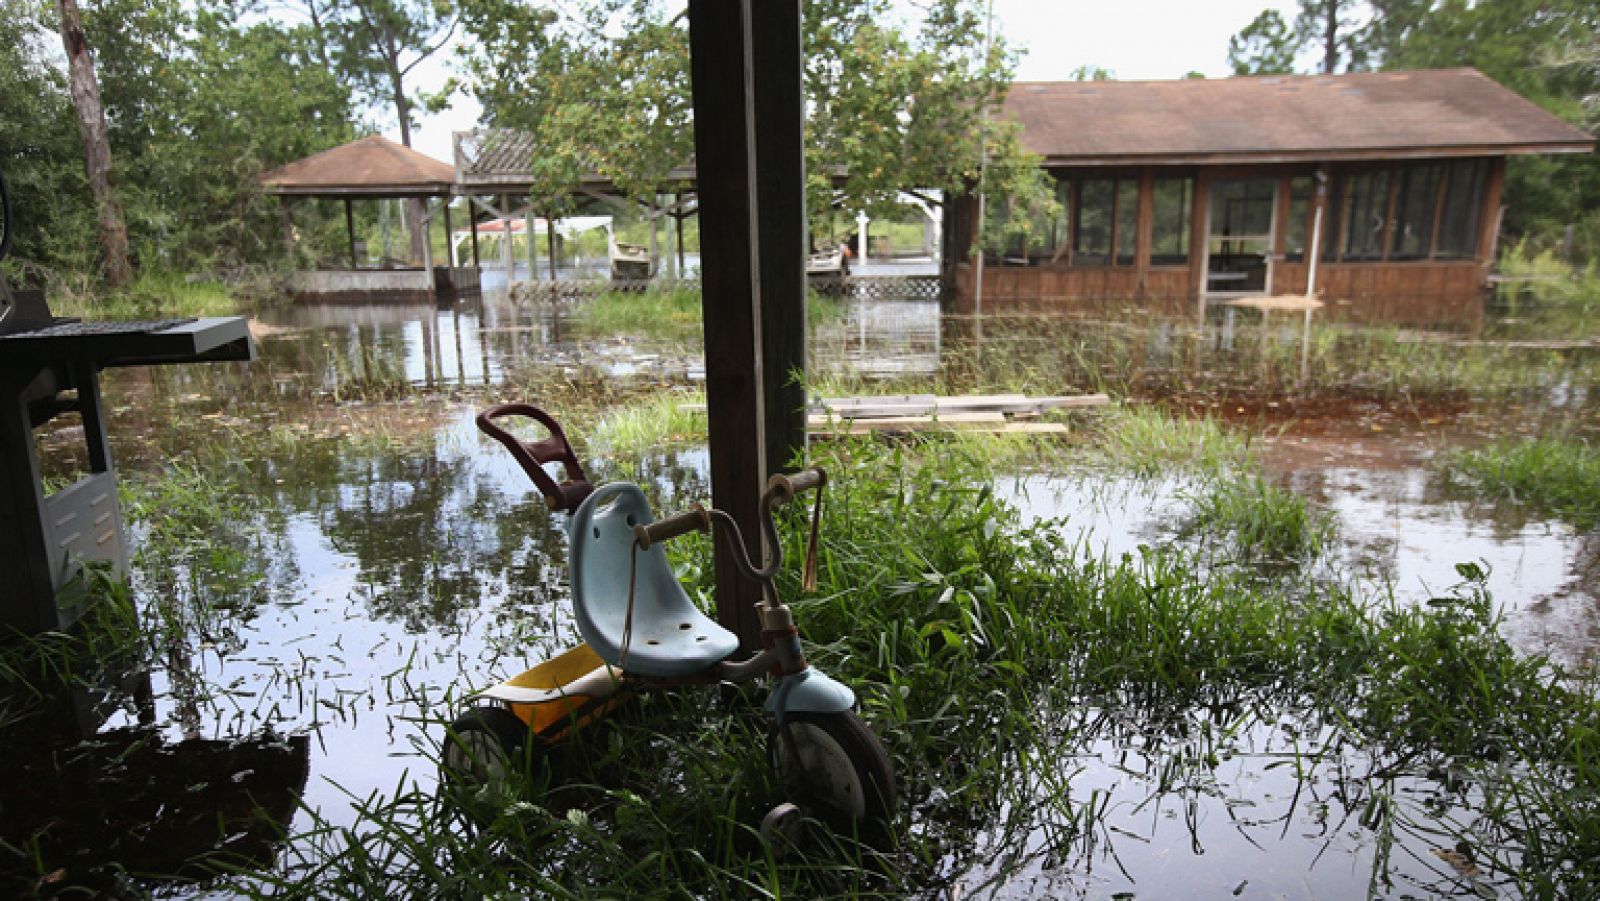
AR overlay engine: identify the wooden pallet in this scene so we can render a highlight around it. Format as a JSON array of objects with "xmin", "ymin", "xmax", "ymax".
[{"xmin": 682, "ymin": 392, "xmax": 1106, "ymax": 437}]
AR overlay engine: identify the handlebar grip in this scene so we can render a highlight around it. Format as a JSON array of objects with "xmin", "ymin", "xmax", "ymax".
[
  {"xmin": 765, "ymin": 467, "xmax": 827, "ymax": 504},
  {"xmin": 634, "ymin": 504, "xmax": 711, "ymax": 550}
]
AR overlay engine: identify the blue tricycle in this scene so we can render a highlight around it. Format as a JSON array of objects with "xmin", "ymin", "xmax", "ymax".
[{"xmin": 444, "ymin": 403, "xmax": 897, "ymax": 826}]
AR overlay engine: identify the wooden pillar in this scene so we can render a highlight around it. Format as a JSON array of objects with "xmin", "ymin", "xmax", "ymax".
[
  {"xmin": 751, "ymin": 0, "xmax": 807, "ymax": 475},
  {"xmin": 1134, "ymin": 170, "xmax": 1154, "ymax": 296},
  {"xmin": 546, "ymin": 211, "xmax": 558, "ymax": 286},
  {"xmin": 1380, "ymin": 167, "xmax": 1400, "ymax": 261},
  {"xmin": 1477, "ymin": 157, "xmax": 1507, "ymax": 265},
  {"xmin": 469, "ymin": 199, "xmax": 481, "ymax": 269},
  {"xmin": 279, "ymin": 196, "xmax": 296, "ymax": 262},
  {"xmin": 499, "ymin": 194, "xmax": 512, "ymax": 280},
  {"xmin": 689, "ymin": 0, "xmax": 807, "ymax": 650},
  {"xmin": 344, "ymin": 198, "xmax": 357, "ymax": 269},
  {"xmin": 1190, "ymin": 173, "xmax": 1210, "ymax": 319},
  {"xmin": 676, "ymin": 199, "xmax": 688, "ymax": 276},
  {"xmin": 443, "ymin": 200, "xmax": 454, "ymax": 268}
]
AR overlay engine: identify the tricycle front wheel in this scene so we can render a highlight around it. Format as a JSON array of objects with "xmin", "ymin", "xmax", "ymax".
[
  {"xmin": 770, "ymin": 710, "xmax": 897, "ymax": 823},
  {"xmin": 442, "ymin": 706, "xmax": 543, "ymax": 787}
]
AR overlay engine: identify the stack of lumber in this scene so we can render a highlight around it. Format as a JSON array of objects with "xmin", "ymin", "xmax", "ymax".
[{"xmin": 807, "ymin": 393, "xmax": 1108, "ymax": 437}]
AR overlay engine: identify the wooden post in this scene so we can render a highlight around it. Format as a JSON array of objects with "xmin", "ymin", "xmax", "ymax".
[
  {"xmin": 279, "ymin": 196, "xmax": 296, "ymax": 263},
  {"xmin": 443, "ymin": 200, "xmax": 454, "ymax": 268},
  {"xmin": 1477, "ymin": 157, "xmax": 1507, "ymax": 265},
  {"xmin": 1190, "ymin": 173, "xmax": 1210, "ymax": 321},
  {"xmin": 681, "ymin": 199, "xmax": 694, "ymax": 276},
  {"xmin": 689, "ymin": 0, "xmax": 811, "ymax": 650},
  {"xmin": 546, "ymin": 211, "xmax": 559, "ymax": 287},
  {"xmin": 469, "ymin": 200, "xmax": 481, "ymax": 269},
  {"xmin": 499, "ymin": 194, "xmax": 513, "ymax": 281},
  {"xmin": 1134, "ymin": 170, "xmax": 1154, "ymax": 296},
  {"xmin": 421, "ymin": 199, "xmax": 437, "ymax": 304},
  {"xmin": 344, "ymin": 197, "xmax": 358, "ymax": 269},
  {"xmin": 751, "ymin": 0, "xmax": 808, "ymax": 474}
]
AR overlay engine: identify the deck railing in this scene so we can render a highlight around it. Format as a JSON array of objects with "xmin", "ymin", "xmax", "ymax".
[{"xmin": 511, "ymin": 275, "xmax": 941, "ymax": 303}]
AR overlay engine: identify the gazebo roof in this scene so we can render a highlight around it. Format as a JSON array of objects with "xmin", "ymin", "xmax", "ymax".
[
  {"xmin": 1006, "ymin": 68, "xmax": 1595, "ymax": 167},
  {"xmin": 260, "ymin": 135, "xmax": 456, "ymax": 197}
]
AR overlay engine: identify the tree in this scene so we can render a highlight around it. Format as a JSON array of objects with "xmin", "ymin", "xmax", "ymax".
[
  {"xmin": 55, "ymin": 0, "xmax": 131, "ymax": 285},
  {"xmin": 1228, "ymin": 10, "xmax": 1299, "ymax": 75},
  {"xmin": 458, "ymin": 0, "xmax": 1048, "ymax": 258},
  {"xmin": 322, "ymin": 0, "xmax": 459, "ymax": 260},
  {"xmin": 0, "ymin": 0, "xmax": 95, "ymax": 273},
  {"xmin": 1297, "ymin": 0, "xmax": 1371, "ymax": 74},
  {"xmin": 1227, "ymin": 1, "xmax": 1374, "ymax": 76},
  {"xmin": 331, "ymin": 0, "xmax": 458, "ymax": 150},
  {"xmin": 803, "ymin": 0, "xmax": 1048, "ymax": 247}
]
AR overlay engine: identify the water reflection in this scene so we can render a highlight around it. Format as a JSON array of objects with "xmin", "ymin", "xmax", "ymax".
[
  {"xmin": 254, "ymin": 292, "xmax": 947, "ymax": 392},
  {"xmin": 951, "ymin": 703, "xmax": 1503, "ymax": 898},
  {"xmin": 1001, "ymin": 470, "xmax": 1599, "ymax": 667}
]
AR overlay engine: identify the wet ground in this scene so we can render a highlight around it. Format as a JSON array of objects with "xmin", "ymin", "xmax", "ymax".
[{"xmin": 9, "ymin": 285, "xmax": 1598, "ymax": 896}]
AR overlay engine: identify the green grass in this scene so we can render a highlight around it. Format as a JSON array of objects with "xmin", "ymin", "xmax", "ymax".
[
  {"xmin": 1182, "ymin": 472, "xmax": 1335, "ymax": 563},
  {"xmin": 578, "ymin": 286, "xmax": 703, "ymax": 334},
  {"xmin": 575, "ymin": 287, "xmax": 845, "ymax": 338},
  {"xmin": 1439, "ymin": 435, "xmax": 1600, "ymax": 530},
  {"xmin": 1089, "ymin": 404, "xmax": 1251, "ymax": 477},
  {"xmin": 49, "ymin": 270, "xmax": 241, "ymax": 320},
  {"xmin": 587, "ymin": 389, "xmax": 707, "ymax": 463}
]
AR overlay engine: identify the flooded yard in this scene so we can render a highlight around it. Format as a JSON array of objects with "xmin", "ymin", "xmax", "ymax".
[{"xmin": 7, "ymin": 285, "xmax": 1599, "ymax": 898}]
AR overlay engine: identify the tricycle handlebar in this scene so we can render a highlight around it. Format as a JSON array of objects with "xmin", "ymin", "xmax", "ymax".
[
  {"xmin": 475, "ymin": 403, "xmax": 593, "ymax": 513},
  {"xmin": 634, "ymin": 503, "xmax": 711, "ymax": 550},
  {"xmin": 765, "ymin": 467, "xmax": 827, "ymax": 504}
]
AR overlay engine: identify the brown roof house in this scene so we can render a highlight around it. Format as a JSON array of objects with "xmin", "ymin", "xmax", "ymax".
[{"xmin": 947, "ymin": 68, "xmax": 1595, "ymax": 323}]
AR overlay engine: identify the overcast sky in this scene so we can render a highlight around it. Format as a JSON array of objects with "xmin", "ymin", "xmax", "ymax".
[{"xmin": 399, "ymin": 0, "xmax": 1301, "ymax": 162}]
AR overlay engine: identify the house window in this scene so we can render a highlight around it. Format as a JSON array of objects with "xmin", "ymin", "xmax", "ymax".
[
  {"xmin": 1436, "ymin": 159, "xmax": 1487, "ymax": 259},
  {"xmin": 1392, "ymin": 163, "xmax": 1442, "ymax": 259},
  {"xmin": 1150, "ymin": 177, "xmax": 1191, "ymax": 265},
  {"xmin": 1340, "ymin": 169, "xmax": 1390, "ymax": 261},
  {"xmin": 1115, "ymin": 180, "xmax": 1138, "ymax": 265},
  {"xmin": 1074, "ymin": 178, "xmax": 1114, "ymax": 265},
  {"xmin": 1285, "ymin": 177, "xmax": 1311, "ymax": 260},
  {"xmin": 992, "ymin": 174, "xmax": 1071, "ymax": 263}
]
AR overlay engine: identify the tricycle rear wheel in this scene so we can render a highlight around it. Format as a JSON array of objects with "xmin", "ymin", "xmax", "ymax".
[{"xmin": 770, "ymin": 710, "xmax": 897, "ymax": 823}]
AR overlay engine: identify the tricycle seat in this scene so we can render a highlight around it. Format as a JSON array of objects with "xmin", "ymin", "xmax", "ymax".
[{"xmin": 569, "ymin": 482, "xmax": 740, "ymax": 677}]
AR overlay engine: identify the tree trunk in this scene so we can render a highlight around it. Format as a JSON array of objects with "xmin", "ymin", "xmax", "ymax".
[
  {"xmin": 1322, "ymin": 1, "xmax": 1339, "ymax": 74},
  {"xmin": 384, "ymin": 44, "xmax": 427, "ymax": 264},
  {"xmin": 56, "ymin": 0, "xmax": 131, "ymax": 287}
]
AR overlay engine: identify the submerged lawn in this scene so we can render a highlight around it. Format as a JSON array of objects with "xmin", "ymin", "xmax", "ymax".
[
  {"xmin": 8, "ymin": 287, "xmax": 1600, "ymax": 898},
  {"xmin": 40, "ymin": 430, "xmax": 1587, "ymax": 899}
]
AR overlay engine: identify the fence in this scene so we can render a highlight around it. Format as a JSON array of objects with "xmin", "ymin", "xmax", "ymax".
[{"xmin": 512, "ymin": 274, "xmax": 941, "ymax": 303}]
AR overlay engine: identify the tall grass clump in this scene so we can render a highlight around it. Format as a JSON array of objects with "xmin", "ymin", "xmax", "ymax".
[
  {"xmin": 1182, "ymin": 472, "xmax": 1335, "ymax": 563},
  {"xmin": 1090, "ymin": 403, "xmax": 1250, "ymax": 477},
  {"xmin": 1439, "ymin": 435, "xmax": 1600, "ymax": 529},
  {"xmin": 579, "ymin": 286, "xmax": 702, "ymax": 334},
  {"xmin": 587, "ymin": 389, "xmax": 707, "ymax": 461},
  {"xmin": 0, "ymin": 567, "xmax": 142, "ymax": 731}
]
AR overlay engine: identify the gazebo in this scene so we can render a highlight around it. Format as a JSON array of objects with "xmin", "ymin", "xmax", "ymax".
[{"xmin": 261, "ymin": 135, "xmax": 477, "ymax": 300}]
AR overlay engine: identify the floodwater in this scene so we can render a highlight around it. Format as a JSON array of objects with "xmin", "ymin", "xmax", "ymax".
[{"xmin": 8, "ymin": 285, "xmax": 1597, "ymax": 896}]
